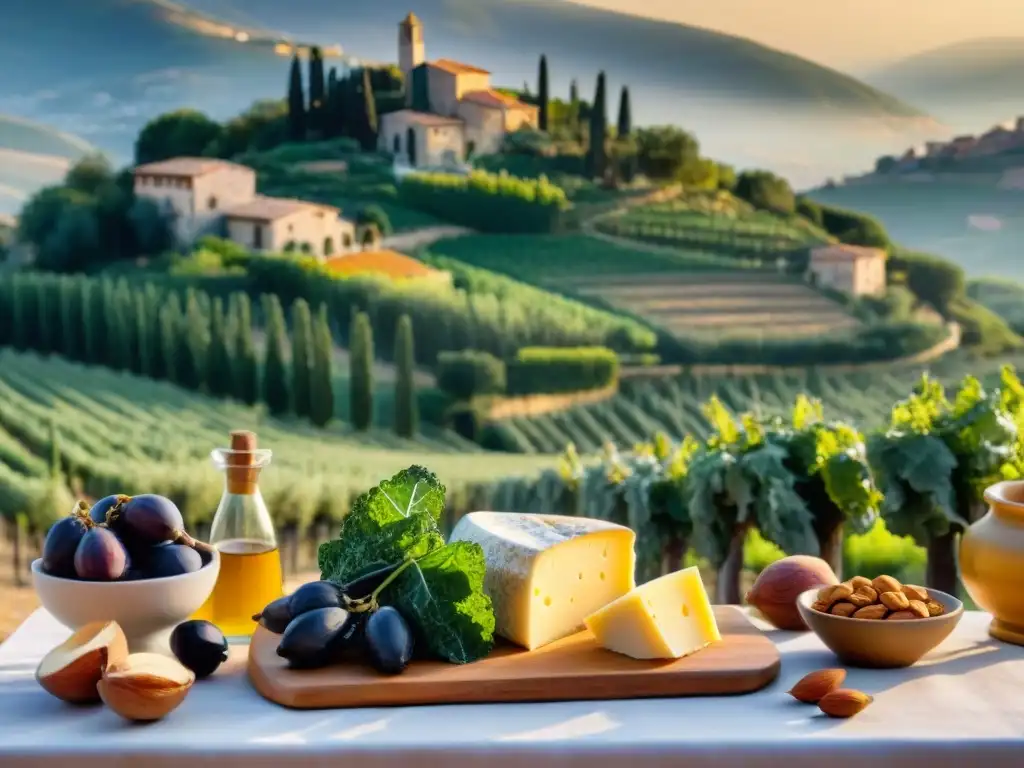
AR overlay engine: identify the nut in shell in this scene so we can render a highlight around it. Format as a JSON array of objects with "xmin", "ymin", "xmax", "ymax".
[
  {"xmin": 788, "ymin": 668, "xmax": 846, "ymax": 703},
  {"xmin": 845, "ymin": 576, "xmax": 872, "ymax": 591},
  {"xmin": 925, "ymin": 600, "xmax": 945, "ymax": 617},
  {"xmin": 35, "ymin": 621, "xmax": 128, "ymax": 704},
  {"xmin": 817, "ymin": 584, "xmax": 853, "ymax": 608},
  {"xmin": 902, "ymin": 584, "xmax": 929, "ymax": 602},
  {"xmin": 907, "ymin": 600, "xmax": 930, "ymax": 618},
  {"xmin": 97, "ymin": 653, "xmax": 195, "ymax": 722},
  {"xmin": 830, "ymin": 602, "xmax": 857, "ymax": 617},
  {"xmin": 847, "ymin": 586, "xmax": 878, "ymax": 607},
  {"xmin": 818, "ymin": 688, "xmax": 873, "ymax": 718},
  {"xmin": 812, "ymin": 599, "xmax": 830, "ymax": 612},
  {"xmin": 853, "ymin": 604, "xmax": 888, "ymax": 620},
  {"xmin": 880, "ymin": 591, "xmax": 910, "ymax": 611},
  {"xmin": 872, "ymin": 575, "xmax": 902, "ymax": 594},
  {"xmin": 887, "ymin": 610, "xmax": 918, "ymax": 621}
]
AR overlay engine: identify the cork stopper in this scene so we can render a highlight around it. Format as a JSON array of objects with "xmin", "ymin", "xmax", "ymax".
[{"xmin": 226, "ymin": 431, "xmax": 259, "ymax": 495}]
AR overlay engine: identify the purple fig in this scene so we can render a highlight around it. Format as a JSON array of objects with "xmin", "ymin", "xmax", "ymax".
[
  {"xmin": 74, "ymin": 528, "xmax": 129, "ymax": 581},
  {"xmin": 42, "ymin": 515, "xmax": 91, "ymax": 577}
]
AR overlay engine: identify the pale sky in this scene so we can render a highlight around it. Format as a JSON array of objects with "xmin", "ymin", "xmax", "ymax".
[{"xmin": 567, "ymin": 0, "xmax": 1024, "ymax": 71}]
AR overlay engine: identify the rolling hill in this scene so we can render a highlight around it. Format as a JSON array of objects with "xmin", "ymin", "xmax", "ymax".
[
  {"xmin": 866, "ymin": 38, "xmax": 1024, "ymax": 131},
  {"xmin": 0, "ymin": 0, "xmax": 941, "ymax": 189}
]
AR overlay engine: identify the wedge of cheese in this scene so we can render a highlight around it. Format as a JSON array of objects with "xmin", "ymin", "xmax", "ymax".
[
  {"xmin": 448, "ymin": 512, "xmax": 636, "ymax": 650},
  {"xmin": 583, "ymin": 566, "xmax": 721, "ymax": 660}
]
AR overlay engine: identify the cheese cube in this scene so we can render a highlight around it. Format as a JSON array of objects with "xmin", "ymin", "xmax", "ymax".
[
  {"xmin": 448, "ymin": 512, "xmax": 636, "ymax": 650},
  {"xmin": 583, "ymin": 566, "xmax": 721, "ymax": 660}
]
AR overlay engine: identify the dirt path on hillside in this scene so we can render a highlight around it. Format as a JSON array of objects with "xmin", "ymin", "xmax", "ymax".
[{"xmin": 383, "ymin": 226, "xmax": 471, "ymax": 252}]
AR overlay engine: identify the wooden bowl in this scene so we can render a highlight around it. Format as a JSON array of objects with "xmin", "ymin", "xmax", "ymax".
[{"xmin": 796, "ymin": 587, "xmax": 963, "ymax": 668}]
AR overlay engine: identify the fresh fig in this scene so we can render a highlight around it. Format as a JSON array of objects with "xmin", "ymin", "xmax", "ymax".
[
  {"xmin": 170, "ymin": 620, "xmax": 228, "ymax": 679},
  {"xmin": 116, "ymin": 494, "xmax": 186, "ymax": 545},
  {"xmin": 142, "ymin": 543, "xmax": 203, "ymax": 578},
  {"xmin": 88, "ymin": 494, "xmax": 127, "ymax": 527},
  {"xmin": 42, "ymin": 515, "xmax": 91, "ymax": 577},
  {"xmin": 74, "ymin": 528, "xmax": 129, "ymax": 581}
]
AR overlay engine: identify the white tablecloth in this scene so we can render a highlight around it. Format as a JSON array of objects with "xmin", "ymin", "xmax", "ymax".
[{"xmin": 1, "ymin": 608, "xmax": 1023, "ymax": 767}]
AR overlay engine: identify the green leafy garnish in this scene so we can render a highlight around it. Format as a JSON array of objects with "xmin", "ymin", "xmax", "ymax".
[{"xmin": 317, "ymin": 465, "xmax": 495, "ymax": 664}]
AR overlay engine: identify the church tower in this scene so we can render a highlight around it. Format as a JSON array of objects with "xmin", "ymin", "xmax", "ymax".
[{"xmin": 399, "ymin": 13, "xmax": 425, "ymax": 106}]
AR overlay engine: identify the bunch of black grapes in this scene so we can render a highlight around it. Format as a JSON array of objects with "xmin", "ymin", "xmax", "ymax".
[{"xmin": 42, "ymin": 494, "xmax": 212, "ymax": 581}]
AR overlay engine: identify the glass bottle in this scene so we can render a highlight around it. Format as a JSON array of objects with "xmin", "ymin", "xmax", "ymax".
[{"xmin": 195, "ymin": 430, "xmax": 283, "ymax": 643}]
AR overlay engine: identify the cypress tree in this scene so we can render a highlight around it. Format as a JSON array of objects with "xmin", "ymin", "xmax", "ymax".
[
  {"xmin": 134, "ymin": 292, "xmax": 152, "ymax": 378},
  {"xmin": 588, "ymin": 71, "xmax": 608, "ymax": 179},
  {"xmin": 309, "ymin": 304, "xmax": 334, "ymax": 428},
  {"xmin": 118, "ymin": 283, "xmax": 139, "ymax": 373},
  {"xmin": 287, "ymin": 53, "xmax": 307, "ymax": 142},
  {"xmin": 393, "ymin": 314, "xmax": 418, "ymax": 438},
  {"xmin": 180, "ymin": 289, "xmax": 207, "ymax": 390},
  {"xmin": 537, "ymin": 55, "xmax": 550, "ymax": 132},
  {"xmin": 348, "ymin": 311, "xmax": 374, "ymax": 431},
  {"xmin": 36, "ymin": 278, "xmax": 56, "ymax": 355},
  {"xmin": 325, "ymin": 68, "xmax": 339, "ymax": 138},
  {"xmin": 359, "ymin": 68, "xmax": 378, "ymax": 151},
  {"xmin": 58, "ymin": 277, "xmax": 80, "ymax": 360},
  {"xmin": 159, "ymin": 294, "xmax": 183, "ymax": 386},
  {"xmin": 232, "ymin": 293, "xmax": 259, "ymax": 405},
  {"xmin": 308, "ymin": 47, "xmax": 326, "ymax": 138},
  {"xmin": 205, "ymin": 298, "xmax": 233, "ymax": 397},
  {"xmin": 10, "ymin": 276, "xmax": 28, "ymax": 351},
  {"xmin": 103, "ymin": 280, "xmax": 128, "ymax": 369},
  {"xmin": 261, "ymin": 295, "xmax": 290, "ymax": 415},
  {"xmin": 616, "ymin": 85, "xmax": 632, "ymax": 137},
  {"xmin": 289, "ymin": 298, "xmax": 313, "ymax": 418},
  {"xmin": 569, "ymin": 79, "xmax": 581, "ymax": 142},
  {"xmin": 0, "ymin": 277, "xmax": 12, "ymax": 348},
  {"xmin": 144, "ymin": 284, "xmax": 164, "ymax": 379}
]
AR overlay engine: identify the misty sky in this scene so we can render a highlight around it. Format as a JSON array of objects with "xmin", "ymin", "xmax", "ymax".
[{"xmin": 568, "ymin": 0, "xmax": 1024, "ymax": 71}]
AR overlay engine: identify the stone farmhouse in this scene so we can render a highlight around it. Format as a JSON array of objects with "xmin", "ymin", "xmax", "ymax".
[
  {"xmin": 377, "ymin": 13, "xmax": 540, "ymax": 168},
  {"xmin": 133, "ymin": 158, "xmax": 357, "ymax": 258},
  {"xmin": 808, "ymin": 244, "xmax": 886, "ymax": 297}
]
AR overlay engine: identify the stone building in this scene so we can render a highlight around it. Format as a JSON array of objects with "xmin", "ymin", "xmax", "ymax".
[
  {"xmin": 808, "ymin": 244, "xmax": 886, "ymax": 297},
  {"xmin": 377, "ymin": 12, "xmax": 539, "ymax": 168},
  {"xmin": 133, "ymin": 157, "xmax": 356, "ymax": 258}
]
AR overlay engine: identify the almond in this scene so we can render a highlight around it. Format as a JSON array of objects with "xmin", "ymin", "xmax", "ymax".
[
  {"xmin": 879, "ymin": 591, "xmax": 910, "ymax": 611},
  {"xmin": 97, "ymin": 653, "xmax": 194, "ymax": 722},
  {"xmin": 925, "ymin": 600, "xmax": 945, "ymax": 617},
  {"xmin": 907, "ymin": 600, "xmax": 930, "ymax": 618},
  {"xmin": 812, "ymin": 599, "xmax": 830, "ymax": 612},
  {"xmin": 872, "ymin": 575, "xmax": 902, "ymax": 594},
  {"xmin": 830, "ymin": 602, "xmax": 857, "ymax": 617},
  {"xmin": 853, "ymin": 604, "xmax": 888, "ymax": 620},
  {"xmin": 788, "ymin": 668, "xmax": 847, "ymax": 703},
  {"xmin": 887, "ymin": 610, "xmax": 918, "ymax": 621},
  {"xmin": 901, "ymin": 584, "xmax": 929, "ymax": 602},
  {"xmin": 817, "ymin": 584, "xmax": 853, "ymax": 608},
  {"xmin": 818, "ymin": 688, "xmax": 873, "ymax": 718},
  {"xmin": 845, "ymin": 576, "xmax": 872, "ymax": 591}
]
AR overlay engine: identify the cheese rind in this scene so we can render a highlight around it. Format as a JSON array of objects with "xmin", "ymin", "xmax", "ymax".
[
  {"xmin": 583, "ymin": 566, "xmax": 721, "ymax": 660},
  {"xmin": 448, "ymin": 512, "xmax": 636, "ymax": 650}
]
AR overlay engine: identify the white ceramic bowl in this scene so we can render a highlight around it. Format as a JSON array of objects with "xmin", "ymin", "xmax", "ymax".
[{"xmin": 31, "ymin": 552, "xmax": 220, "ymax": 656}]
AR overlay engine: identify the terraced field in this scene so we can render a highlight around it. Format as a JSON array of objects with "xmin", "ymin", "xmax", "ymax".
[
  {"xmin": 0, "ymin": 351, "xmax": 555, "ymax": 530},
  {"xmin": 484, "ymin": 350, "xmax": 1024, "ymax": 454},
  {"xmin": 560, "ymin": 270, "xmax": 860, "ymax": 337}
]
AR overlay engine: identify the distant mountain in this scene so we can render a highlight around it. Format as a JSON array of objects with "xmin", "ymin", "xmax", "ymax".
[
  {"xmin": 0, "ymin": 0, "xmax": 940, "ymax": 188},
  {"xmin": 866, "ymin": 38, "xmax": 1024, "ymax": 131}
]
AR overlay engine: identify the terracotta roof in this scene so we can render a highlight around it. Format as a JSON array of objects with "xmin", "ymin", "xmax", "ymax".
[
  {"xmin": 324, "ymin": 250, "xmax": 440, "ymax": 279},
  {"xmin": 810, "ymin": 244, "xmax": 886, "ymax": 262},
  {"xmin": 134, "ymin": 157, "xmax": 250, "ymax": 178},
  {"xmin": 224, "ymin": 196, "xmax": 337, "ymax": 222},
  {"xmin": 461, "ymin": 89, "xmax": 537, "ymax": 111},
  {"xmin": 428, "ymin": 58, "xmax": 490, "ymax": 76},
  {"xmin": 381, "ymin": 109, "xmax": 463, "ymax": 127}
]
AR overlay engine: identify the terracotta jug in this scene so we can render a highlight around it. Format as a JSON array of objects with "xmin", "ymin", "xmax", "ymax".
[{"xmin": 959, "ymin": 480, "xmax": 1024, "ymax": 646}]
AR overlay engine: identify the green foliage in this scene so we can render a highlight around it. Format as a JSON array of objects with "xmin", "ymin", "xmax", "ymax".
[
  {"xmin": 356, "ymin": 204, "xmax": 392, "ymax": 237},
  {"xmin": 307, "ymin": 47, "xmax": 327, "ymax": 140},
  {"xmin": 888, "ymin": 249, "xmax": 965, "ymax": 314},
  {"xmin": 505, "ymin": 347, "xmax": 619, "ymax": 396},
  {"xmin": 317, "ymin": 465, "xmax": 495, "ymax": 664},
  {"xmin": 349, "ymin": 310, "xmax": 374, "ymax": 431},
  {"xmin": 309, "ymin": 304, "xmax": 335, "ymax": 428},
  {"xmin": 538, "ymin": 55, "xmax": 550, "ymax": 132},
  {"xmin": 587, "ymin": 71, "xmax": 608, "ymax": 178},
  {"xmin": 393, "ymin": 314, "xmax": 418, "ymax": 438},
  {"xmin": 134, "ymin": 109, "xmax": 224, "ymax": 165},
  {"xmin": 633, "ymin": 126, "xmax": 699, "ymax": 181},
  {"xmin": 436, "ymin": 350, "xmax": 507, "ymax": 400},
  {"xmin": 287, "ymin": 55, "xmax": 307, "ymax": 142},
  {"xmin": 867, "ymin": 369, "xmax": 1022, "ymax": 546},
  {"xmin": 205, "ymin": 299, "xmax": 234, "ymax": 398},
  {"xmin": 968, "ymin": 277, "xmax": 1024, "ymax": 335},
  {"xmin": 261, "ymin": 295, "xmax": 290, "ymax": 416},
  {"xmin": 290, "ymin": 298, "xmax": 314, "ymax": 418},
  {"xmin": 734, "ymin": 170, "xmax": 795, "ymax": 216},
  {"xmin": 398, "ymin": 169, "xmax": 569, "ymax": 234},
  {"xmin": 817, "ymin": 202, "xmax": 891, "ymax": 249},
  {"xmin": 946, "ymin": 295, "xmax": 1022, "ymax": 355},
  {"xmin": 358, "ymin": 68, "xmax": 378, "ymax": 151},
  {"xmin": 616, "ymin": 86, "xmax": 632, "ymax": 138},
  {"xmin": 230, "ymin": 293, "xmax": 259, "ymax": 405}
]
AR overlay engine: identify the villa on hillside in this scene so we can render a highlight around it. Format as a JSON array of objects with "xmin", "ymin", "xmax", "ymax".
[
  {"xmin": 377, "ymin": 12, "xmax": 540, "ymax": 168},
  {"xmin": 133, "ymin": 157, "xmax": 357, "ymax": 258},
  {"xmin": 808, "ymin": 244, "xmax": 886, "ymax": 297}
]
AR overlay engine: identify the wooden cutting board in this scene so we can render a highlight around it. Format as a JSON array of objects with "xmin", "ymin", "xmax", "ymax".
[{"xmin": 247, "ymin": 606, "xmax": 780, "ymax": 709}]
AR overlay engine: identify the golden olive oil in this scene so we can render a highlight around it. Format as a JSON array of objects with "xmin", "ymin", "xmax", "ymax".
[{"xmin": 195, "ymin": 538, "xmax": 283, "ymax": 639}]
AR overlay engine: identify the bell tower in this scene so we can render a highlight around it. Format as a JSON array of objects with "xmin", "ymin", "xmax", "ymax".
[{"xmin": 399, "ymin": 13, "xmax": 425, "ymax": 106}]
